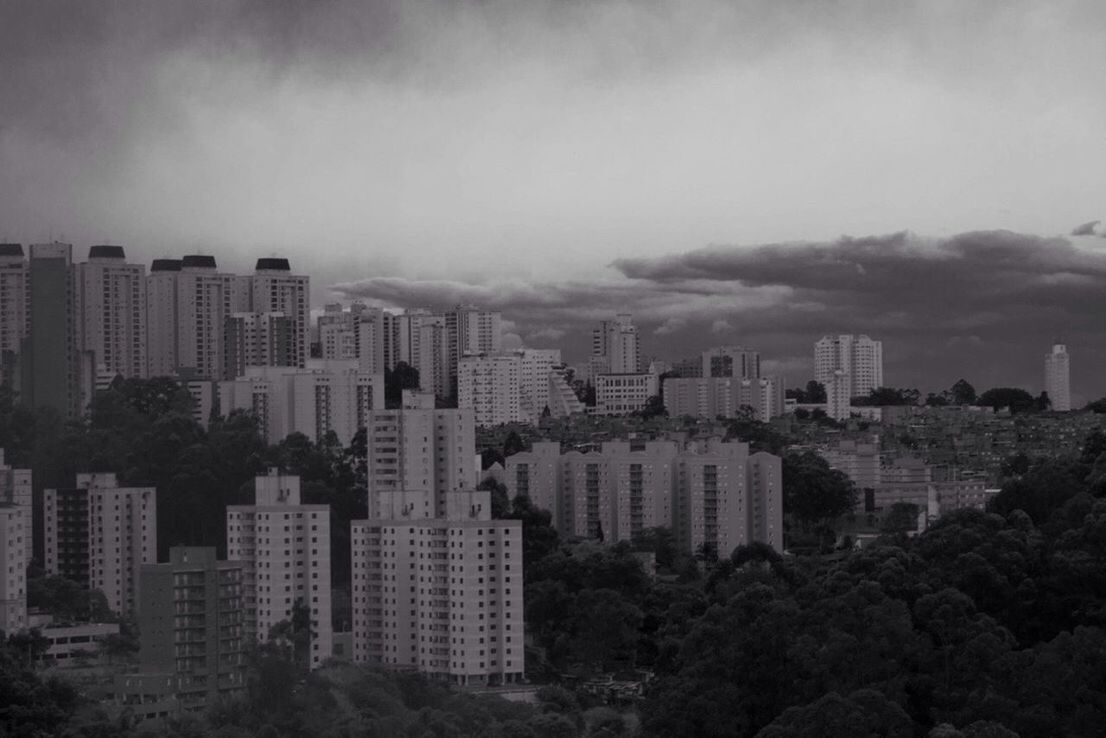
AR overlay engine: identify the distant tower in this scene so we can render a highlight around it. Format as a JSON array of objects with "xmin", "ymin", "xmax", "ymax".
[
  {"xmin": 1044, "ymin": 343, "xmax": 1071, "ymax": 411},
  {"xmin": 814, "ymin": 334, "xmax": 883, "ymax": 399}
]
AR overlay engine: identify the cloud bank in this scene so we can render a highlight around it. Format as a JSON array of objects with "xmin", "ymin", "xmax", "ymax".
[{"xmin": 336, "ymin": 230, "xmax": 1106, "ymax": 400}]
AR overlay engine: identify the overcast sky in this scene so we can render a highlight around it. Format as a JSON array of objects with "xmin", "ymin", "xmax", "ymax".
[{"xmin": 2, "ymin": 1, "xmax": 1105, "ymax": 398}]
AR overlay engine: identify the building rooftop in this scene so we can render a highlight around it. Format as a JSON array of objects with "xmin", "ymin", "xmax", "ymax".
[
  {"xmin": 181, "ymin": 254, "xmax": 217, "ymax": 269},
  {"xmin": 150, "ymin": 258, "xmax": 182, "ymax": 272},
  {"xmin": 88, "ymin": 245, "xmax": 126, "ymax": 260},
  {"xmin": 0, "ymin": 243, "xmax": 24, "ymax": 257},
  {"xmin": 255, "ymin": 257, "xmax": 291, "ymax": 271}
]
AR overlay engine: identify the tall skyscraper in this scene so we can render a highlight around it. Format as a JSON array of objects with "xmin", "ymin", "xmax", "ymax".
[
  {"xmin": 446, "ymin": 305, "xmax": 502, "ymax": 383},
  {"xmin": 363, "ymin": 407, "xmax": 478, "ymax": 518},
  {"xmin": 138, "ymin": 547, "xmax": 246, "ymax": 705},
  {"xmin": 21, "ymin": 243, "xmax": 78, "ymax": 416},
  {"xmin": 0, "ymin": 503, "xmax": 28, "ymax": 635},
  {"xmin": 146, "ymin": 259, "xmax": 182, "ymax": 377},
  {"xmin": 172, "ymin": 256, "xmax": 238, "ymax": 380},
  {"xmin": 351, "ymin": 487, "xmax": 524, "ymax": 685},
  {"xmin": 43, "ymin": 473, "xmax": 157, "ymax": 616},
  {"xmin": 74, "ymin": 246, "xmax": 147, "ymax": 381},
  {"xmin": 0, "ymin": 244, "xmax": 28, "ymax": 385},
  {"xmin": 1044, "ymin": 343, "xmax": 1071, "ymax": 411},
  {"xmin": 814, "ymin": 334, "xmax": 883, "ymax": 399},
  {"xmin": 226, "ymin": 470, "xmax": 332, "ymax": 669},
  {"xmin": 251, "ymin": 259, "xmax": 310, "ymax": 369},
  {"xmin": 592, "ymin": 314, "xmax": 639, "ymax": 374}
]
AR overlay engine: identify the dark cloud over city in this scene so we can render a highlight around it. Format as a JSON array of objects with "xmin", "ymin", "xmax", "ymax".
[{"xmin": 337, "ymin": 230, "xmax": 1106, "ymax": 401}]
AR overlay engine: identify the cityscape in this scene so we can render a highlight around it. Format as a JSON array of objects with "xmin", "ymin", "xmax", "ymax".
[{"xmin": 3, "ymin": 2, "xmax": 1106, "ymax": 738}]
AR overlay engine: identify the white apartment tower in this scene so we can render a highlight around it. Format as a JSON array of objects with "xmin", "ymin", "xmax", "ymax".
[
  {"xmin": 517, "ymin": 349, "xmax": 562, "ymax": 422},
  {"xmin": 814, "ymin": 334, "xmax": 883, "ymax": 400},
  {"xmin": 43, "ymin": 473, "xmax": 157, "ymax": 616},
  {"xmin": 226, "ymin": 470, "xmax": 332, "ymax": 669},
  {"xmin": 0, "ymin": 450, "xmax": 33, "ymax": 563},
  {"xmin": 251, "ymin": 259, "xmax": 310, "ymax": 369},
  {"xmin": 446, "ymin": 306, "xmax": 503, "ymax": 383},
  {"xmin": 458, "ymin": 354, "xmax": 522, "ymax": 427},
  {"xmin": 223, "ymin": 311, "xmax": 295, "ymax": 380},
  {"xmin": 168, "ymin": 256, "xmax": 240, "ymax": 380},
  {"xmin": 364, "ymin": 408, "xmax": 478, "ymax": 518},
  {"xmin": 75, "ymin": 246, "xmax": 148, "ymax": 380},
  {"xmin": 0, "ymin": 244, "xmax": 28, "ymax": 384},
  {"xmin": 0, "ymin": 504, "xmax": 28, "ymax": 635},
  {"xmin": 145, "ymin": 259, "xmax": 182, "ymax": 377},
  {"xmin": 593, "ymin": 314, "xmax": 640, "ymax": 374},
  {"xmin": 1044, "ymin": 343, "xmax": 1071, "ymax": 411},
  {"xmin": 350, "ymin": 487, "xmax": 524, "ymax": 685},
  {"xmin": 825, "ymin": 369, "xmax": 853, "ymax": 421}
]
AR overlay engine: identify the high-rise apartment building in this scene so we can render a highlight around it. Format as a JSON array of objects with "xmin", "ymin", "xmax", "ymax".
[
  {"xmin": 1044, "ymin": 343, "xmax": 1071, "ymax": 411},
  {"xmin": 350, "ymin": 487, "xmax": 524, "ymax": 685},
  {"xmin": 594, "ymin": 372, "xmax": 658, "ymax": 415},
  {"xmin": 517, "ymin": 349, "xmax": 562, "ymax": 422},
  {"xmin": 0, "ymin": 450, "xmax": 33, "ymax": 563},
  {"xmin": 226, "ymin": 470, "xmax": 332, "ymax": 669},
  {"xmin": 146, "ymin": 259, "xmax": 182, "ymax": 377},
  {"xmin": 592, "ymin": 314, "xmax": 639, "ymax": 374},
  {"xmin": 251, "ymin": 259, "xmax": 309, "ymax": 369},
  {"xmin": 505, "ymin": 438, "xmax": 783, "ymax": 555},
  {"xmin": 457, "ymin": 353, "xmax": 522, "ymax": 427},
  {"xmin": 217, "ymin": 361, "xmax": 383, "ymax": 445},
  {"xmin": 825, "ymin": 369, "xmax": 853, "ymax": 421},
  {"xmin": 0, "ymin": 504, "xmax": 29, "ymax": 634},
  {"xmin": 170, "ymin": 256, "xmax": 239, "ymax": 380},
  {"xmin": 138, "ymin": 547, "xmax": 246, "ymax": 708},
  {"xmin": 446, "ymin": 305, "xmax": 502, "ymax": 383},
  {"xmin": 43, "ymin": 473, "xmax": 157, "ymax": 615},
  {"xmin": 814, "ymin": 334, "xmax": 883, "ymax": 400},
  {"xmin": 74, "ymin": 246, "xmax": 147, "ymax": 381},
  {"xmin": 223, "ymin": 312, "xmax": 295, "ymax": 380},
  {"xmin": 0, "ymin": 244, "xmax": 28, "ymax": 385},
  {"xmin": 364, "ymin": 408, "xmax": 478, "ymax": 518},
  {"xmin": 21, "ymin": 243, "xmax": 78, "ymax": 416},
  {"xmin": 702, "ymin": 346, "xmax": 760, "ymax": 379}
]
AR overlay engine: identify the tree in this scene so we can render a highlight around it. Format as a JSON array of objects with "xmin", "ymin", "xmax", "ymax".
[
  {"xmin": 782, "ymin": 451, "xmax": 857, "ymax": 545},
  {"xmin": 882, "ymin": 502, "xmax": 920, "ymax": 535},
  {"xmin": 503, "ymin": 431, "xmax": 529, "ymax": 458},
  {"xmin": 636, "ymin": 394, "xmax": 667, "ymax": 419},
  {"xmin": 806, "ymin": 380, "xmax": 826, "ymax": 403},
  {"xmin": 950, "ymin": 379, "xmax": 977, "ymax": 405},
  {"xmin": 976, "ymin": 387, "xmax": 1036, "ymax": 414},
  {"xmin": 384, "ymin": 362, "xmax": 420, "ymax": 408}
]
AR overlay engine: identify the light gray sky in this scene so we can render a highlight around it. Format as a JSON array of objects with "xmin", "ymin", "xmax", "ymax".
[{"xmin": 3, "ymin": 0, "xmax": 1105, "ymax": 396}]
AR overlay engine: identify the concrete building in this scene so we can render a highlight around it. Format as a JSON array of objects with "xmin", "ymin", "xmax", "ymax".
[
  {"xmin": 223, "ymin": 312, "xmax": 295, "ymax": 380},
  {"xmin": 350, "ymin": 487, "xmax": 524, "ymax": 685},
  {"xmin": 37, "ymin": 620, "xmax": 120, "ymax": 667},
  {"xmin": 250, "ymin": 258, "xmax": 310, "ymax": 369},
  {"xmin": 21, "ymin": 243, "xmax": 79, "ymax": 416},
  {"xmin": 505, "ymin": 438, "xmax": 784, "ymax": 556},
  {"xmin": 364, "ymin": 407, "xmax": 478, "ymax": 518},
  {"xmin": 814, "ymin": 334, "xmax": 883, "ymax": 400},
  {"xmin": 154, "ymin": 255, "xmax": 241, "ymax": 381},
  {"xmin": 1044, "ymin": 343, "xmax": 1071, "ymax": 411},
  {"xmin": 594, "ymin": 372, "xmax": 658, "ymax": 415},
  {"xmin": 43, "ymin": 473, "xmax": 157, "ymax": 616},
  {"xmin": 458, "ymin": 353, "xmax": 522, "ymax": 427},
  {"xmin": 0, "ymin": 244, "xmax": 28, "ymax": 385},
  {"xmin": 138, "ymin": 547, "xmax": 246, "ymax": 709},
  {"xmin": 0, "ymin": 504, "xmax": 29, "ymax": 634},
  {"xmin": 517, "ymin": 348, "xmax": 562, "ymax": 422},
  {"xmin": 503, "ymin": 442, "xmax": 562, "ymax": 524},
  {"xmin": 217, "ymin": 361, "xmax": 384, "ymax": 445},
  {"xmin": 702, "ymin": 346, "xmax": 760, "ymax": 379},
  {"xmin": 663, "ymin": 376, "xmax": 785, "ymax": 421},
  {"xmin": 0, "ymin": 449, "xmax": 32, "ymax": 563},
  {"xmin": 74, "ymin": 246, "xmax": 147, "ymax": 382},
  {"xmin": 592, "ymin": 314, "xmax": 639, "ymax": 374},
  {"xmin": 226, "ymin": 470, "xmax": 332, "ymax": 669},
  {"xmin": 547, "ymin": 366, "xmax": 586, "ymax": 418}
]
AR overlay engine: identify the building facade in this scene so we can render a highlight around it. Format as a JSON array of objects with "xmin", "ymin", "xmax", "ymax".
[
  {"xmin": 592, "ymin": 314, "xmax": 639, "ymax": 374},
  {"xmin": 458, "ymin": 353, "xmax": 522, "ymax": 427},
  {"xmin": 0, "ymin": 449, "xmax": 32, "ymax": 563},
  {"xmin": 0, "ymin": 504, "xmax": 28, "ymax": 634},
  {"xmin": 351, "ymin": 487, "xmax": 523, "ymax": 685},
  {"xmin": 663, "ymin": 376, "xmax": 785, "ymax": 421},
  {"xmin": 138, "ymin": 547, "xmax": 246, "ymax": 709},
  {"xmin": 594, "ymin": 373, "xmax": 658, "ymax": 415},
  {"xmin": 226, "ymin": 470, "xmax": 332, "ymax": 669},
  {"xmin": 74, "ymin": 246, "xmax": 147, "ymax": 381},
  {"xmin": 43, "ymin": 473, "xmax": 157, "ymax": 616}
]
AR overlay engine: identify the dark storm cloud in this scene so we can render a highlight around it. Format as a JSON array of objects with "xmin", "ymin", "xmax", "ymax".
[
  {"xmin": 1071, "ymin": 220, "xmax": 1100, "ymax": 236},
  {"xmin": 338, "ymin": 231, "xmax": 1106, "ymax": 398}
]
